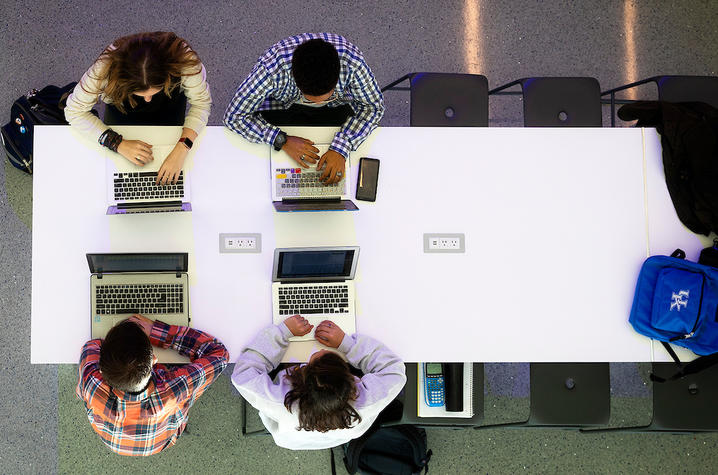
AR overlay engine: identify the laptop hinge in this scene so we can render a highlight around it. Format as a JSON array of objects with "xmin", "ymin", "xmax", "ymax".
[
  {"xmin": 176, "ymin": 267, "xmax": 182, "ymax": 278},
  {"xmin": 279, "ymin": 279, "xmax": 347, "ymax": 284},
  {"xmin": 97, "ymin": 267, "xmax": 103, "ymax": 279},
  {"xmin": 281, "ymin": 197, "xmax": 341, "ymax": 203}
]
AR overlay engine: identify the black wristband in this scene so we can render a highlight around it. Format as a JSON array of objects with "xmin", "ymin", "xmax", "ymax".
[
  {"xmin": 99, "ymin": 129, "xmax": 123, "ymax": 152},
  {"xmin": 273, "ymin": 131, "xmax": 287, "ymax": 151}
]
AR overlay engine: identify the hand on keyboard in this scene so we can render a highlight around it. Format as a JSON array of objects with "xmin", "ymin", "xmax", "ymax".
[
  {"xmin": 314, "ymin": 320, "xmax": 345, "ymax": 348},
  {"xmin": 317, "ymin": 150, "xmax": 345, "ymax": 185},
  {"xmin": 283, "ymin": 136, "xmax": 320, "ymax": 168},
  {"xmin": 157, "ymin": 144, "xmax": 187, "ymax": 185},
  {"xmin": 128, "ymin": 314, "xmax": 154, "ymax": 337},
  {"xmin": 117, "ymin": 140, "xmax": 154, "ymax": 166},
  {"xmin": 284, "ymin": 315, "xmax": 314, "ymax": 337}
]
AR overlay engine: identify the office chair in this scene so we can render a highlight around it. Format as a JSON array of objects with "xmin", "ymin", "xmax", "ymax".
[
  {"xmin": 475, "ymin": 363, "xmax": 610, "ymax": 430},
  {"xmin": 489, "ymin": 77, "xmax": 602, "ymax": 126},
  {"xmin": 382, "ymin": 73, "xmax": 489, "ymax": 126},
  {"xmin": 581, "ymin": 362, "xmax": 718, "ymax": 434},
  {"xmin": 602, "ymin": 75, "xmax": 718, "ymax": 126},
  {"xmin": 382, "ymin": 363, "xmax": 485, "ymax": 429}
]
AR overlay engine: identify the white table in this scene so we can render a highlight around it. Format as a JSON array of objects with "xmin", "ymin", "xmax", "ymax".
[{"xmin": 32, "ymin": 125, "xmax": 655, "ymax": 363}]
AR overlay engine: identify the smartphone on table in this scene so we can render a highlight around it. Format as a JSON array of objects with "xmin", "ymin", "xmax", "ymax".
[{"xmin": 356, "ymin": 157, "xmax": 380, "ymax": 202}]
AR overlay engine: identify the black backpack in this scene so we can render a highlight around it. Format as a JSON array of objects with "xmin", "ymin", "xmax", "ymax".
[
  {"xmin": 618, "ymin": 101, "xmax": 718, "ymax": 236},
  {"xmin": 1, "ymin": 82, "xmax": 79, "ymax": 174},
  {"xmin": 333, "ymin": 424, "xmax": 433, "ymax": 475}
]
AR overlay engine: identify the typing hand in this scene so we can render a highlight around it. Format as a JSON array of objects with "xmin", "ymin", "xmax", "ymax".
[
  {"xmin": 117, "ymin": 140, "xmax": 154, "ymax": 166},
  {"xmin": 128, "ymin": 314, "xmax": 154, "ymax": 337},
  {"xmin": 317, "ymin": 150, "xmax": 345, "ymax": 185},
  {"xmin": 283, "ymin": 136, "xmax": 319, "ymax": 168},
  {"xmin": 284, "ymin": 315, "xmax": 314, "ymax": 337},
  {"xmin": 156, "ymin": 144, "xmax": 187, "ymax": 185},
  {"xmin": 314, "ymin": 320, "xmax": 345, "ymax": 348}
]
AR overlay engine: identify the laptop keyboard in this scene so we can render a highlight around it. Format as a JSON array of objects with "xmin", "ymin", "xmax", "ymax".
[
  {"xmin": 275, "ymin": 168, "xmax": 345, "ymax": 198},
  {"xmin": 113, "ymin": 171, "xmax": 184, "ymax": 201},
  {"xmin": 95, "ymin": 283, "xmax": 184, "ymax": 315},
  {"xmin": 278, "ymin": 284, "xmax": 350, "ymax": 315}
]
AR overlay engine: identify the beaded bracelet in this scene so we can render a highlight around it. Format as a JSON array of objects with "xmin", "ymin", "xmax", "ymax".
[{"xmin": 98, "ymin": 128, "xmax": 123, "ymax": 152}]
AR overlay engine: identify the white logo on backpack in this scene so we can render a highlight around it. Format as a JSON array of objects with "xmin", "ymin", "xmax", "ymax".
[{"xmin": 670, "ymin": 290, "xmax": 690, "ymax": 311}]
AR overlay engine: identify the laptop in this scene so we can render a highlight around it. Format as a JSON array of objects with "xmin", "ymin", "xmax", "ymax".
[
  {"xmin": 106, "ymin": 144, "xmax": 192, "ymax": 215},
  {"xmin": 87, "ymin": 253, "xmax": 191, "ymax": 362},
  {"xmin": 270, "ymin": 144, "xmax": 358, "ymax": 212},
  {"xmin": 272, "ymin": 246, "xmax": 359, "ymax": 341}
]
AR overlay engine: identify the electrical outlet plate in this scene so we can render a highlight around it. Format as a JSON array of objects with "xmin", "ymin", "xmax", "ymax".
[
  {"xmin": 423, "ymin": 233, "xmax": 465, "ymax": 253},
  {"xmin": 219, "ymin": 233, "xmax": 262, "ymax": 253}
]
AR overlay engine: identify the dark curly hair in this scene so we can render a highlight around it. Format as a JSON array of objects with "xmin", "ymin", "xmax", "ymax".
[
  {"xmin": 283, "ymin": 352, "xmax": 361, "ymax": 432},
  {"xmin": 87, "ymin": 31, "xmax": 202, "ymax": 113},
  {"xmin": 291, "ymin": 38, "xmax": 340, "ymax": 96},
  {"xmin": 99, "ymin": 319, "xmax": 153, "ymax": 392}
]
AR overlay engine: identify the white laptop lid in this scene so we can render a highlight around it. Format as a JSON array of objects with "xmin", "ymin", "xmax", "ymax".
[{"xmin": 269, "ymin": 144, "xmax": 351, "ymax": 201}]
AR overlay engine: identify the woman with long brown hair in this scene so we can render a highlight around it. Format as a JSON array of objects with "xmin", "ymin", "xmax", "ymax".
[
  {"xmin": 232, "ymin": 316, "xmax": 406, "ymax": 450},
  {"xmin": 65, "ymin": 31, "xmax": 211, "ymax": 184}
]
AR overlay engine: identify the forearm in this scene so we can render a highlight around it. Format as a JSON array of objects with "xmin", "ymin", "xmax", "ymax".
[
  {"xmin": 231, "ymin": 323, "xmax": 292, "ymax": 381},
  {"xmin": 341, "ymin": 333, "xmax": 405, "ymax": 379},
  {"xmin": 149, "ymin": 320, "xmax": 227, "ymax": 362},
  {"xmin": 330, "ymin": 102, "xmax": 384, "ymax": 158}
]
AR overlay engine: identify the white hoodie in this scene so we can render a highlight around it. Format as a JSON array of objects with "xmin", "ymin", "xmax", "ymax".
[{"xmin": 231, "ymin": 323, "xmax": 406, "ymax": 450}]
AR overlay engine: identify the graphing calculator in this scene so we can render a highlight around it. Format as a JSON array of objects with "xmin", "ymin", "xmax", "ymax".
[{"xmin": 423, "ymin": 362, "xmax": 445, "ymax": 407}]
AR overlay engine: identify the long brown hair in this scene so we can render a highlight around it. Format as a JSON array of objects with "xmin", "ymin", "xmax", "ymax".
[
  {"xmin": 88, "ymin": 31, "xmax": 201, "ymax": 113},
  {"xmin": 284, "ymin": 352, "xmax": 361, "ymax": 432}
]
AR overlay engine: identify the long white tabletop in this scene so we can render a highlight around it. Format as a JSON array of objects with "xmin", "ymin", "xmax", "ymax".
[{"xmin": 32, "ymin": 125, "xmax": 656, "ymax": 363}]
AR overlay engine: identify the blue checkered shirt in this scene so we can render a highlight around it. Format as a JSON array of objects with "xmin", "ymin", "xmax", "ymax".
[{"xmin": 223, "ymin": 33, "xmax": 384, "ymax": 158}]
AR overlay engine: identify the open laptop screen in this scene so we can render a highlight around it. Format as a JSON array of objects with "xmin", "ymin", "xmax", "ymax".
[
  {"xmin": 86, "ymin": 253, "xmax": 188, "ymax": 274},
  {"xmin": 274, "ymin": 247, "xmax": 358, "ymax": 282}
]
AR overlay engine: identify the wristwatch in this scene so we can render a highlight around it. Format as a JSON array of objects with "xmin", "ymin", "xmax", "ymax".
[
  {"xmin": 179, "ymin": 137, "xmax": 193, "ymax": 150},
  {"xmin": 273, "ymin": 131, "xmax": 288, "ymax": 151}
]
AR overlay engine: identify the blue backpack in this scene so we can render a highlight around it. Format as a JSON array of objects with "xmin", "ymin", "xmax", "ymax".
[{"xmin": 630, "ymin": 242, "xmax": 718, "ymax": 381}]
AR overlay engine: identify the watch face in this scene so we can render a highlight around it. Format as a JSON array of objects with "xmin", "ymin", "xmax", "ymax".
[{"xmin": 180, "ymin": 137, "xmax": 193, "ymax": 149}]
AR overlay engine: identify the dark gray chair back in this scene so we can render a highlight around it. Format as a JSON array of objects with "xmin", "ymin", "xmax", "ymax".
[
  {"xmin": 528, "ymin": 363, "xmax": 610, "ymax": 426},
  {"xmin": 521, "ymin": 77, "xmax": 602, "ymax": 127},
  {"xmin": 656, "ymin": 75, "xmax": 718, "ymax": 109},
  {"xmin": 410, "ymin": 73, "xmax": 489, "ymax": 127},
  {"xmin": 651, "ymin": 362, "xmax": 718, "ymax": 431}
]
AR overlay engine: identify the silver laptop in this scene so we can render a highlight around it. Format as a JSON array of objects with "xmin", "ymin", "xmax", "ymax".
[
  {"xmin": 87, "ymin": 253, "xmax": 190, "ymax": 343},
  {"xmin": 106, "ymin": 145, "xmax": 192, "ymax": 215},
  {"xmin": 270, "ymin": 144, "xmax": 358, "ymax": 212},
  {"xmin": 272, "ymin": 246, "xmax": 359, "ymax": 341}
]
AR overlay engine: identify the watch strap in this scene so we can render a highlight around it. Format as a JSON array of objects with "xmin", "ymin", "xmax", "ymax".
[
  {"xmin": 179, "ymin": 137, "xmax": 193, "ymax": 149},
  {"xmin": 273, "ymin": 131, "xmax": 287, "ymax": 151}
]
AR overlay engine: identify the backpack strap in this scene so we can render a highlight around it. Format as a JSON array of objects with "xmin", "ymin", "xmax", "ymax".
[{"xmin": 651, "ymin": 341, "xmax": 718, "ymax": 382}]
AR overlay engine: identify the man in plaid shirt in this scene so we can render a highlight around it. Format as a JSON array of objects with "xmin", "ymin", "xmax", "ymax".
[
  {"xmin": 76, "ymin": 314, "xmax": 229, "ymax": 456},
  {"xmin": 224, "ymin": 33, "xmax": 384, "ymax": 185}
]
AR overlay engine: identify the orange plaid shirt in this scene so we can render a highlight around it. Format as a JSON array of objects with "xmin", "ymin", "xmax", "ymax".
[{"xmin": 76, "ymin": 321, "xmax": 229, "ymax": 456}]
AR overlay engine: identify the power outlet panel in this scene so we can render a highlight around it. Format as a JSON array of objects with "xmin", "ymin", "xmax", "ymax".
[
  {"xmin": 219, "ymin": 233, "xmax": 262, "ymax": 253},
  {"xmin": 423, "ymin": 233, "xmax": 465, "ymax": 253}
]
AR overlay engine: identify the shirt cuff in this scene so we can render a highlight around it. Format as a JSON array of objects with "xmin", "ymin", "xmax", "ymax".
[
  {"xmin": 278, "ymin": 321, "xmax": 294, "ymax": 340},
  {"xmin": 337, "ymin": 333, "xmax": 354, "ymax": 354},
  {"xmin": 268, "ymin": 126, "xmax": 281, "ymax": 147},
  {"xmin": 329, "ymin": 135, "xmax": 351, "ymax": 159}
]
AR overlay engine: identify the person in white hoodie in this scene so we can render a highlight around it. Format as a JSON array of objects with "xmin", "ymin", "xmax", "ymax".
[{"xmin": 232, "ymin": 315, "xmax": 406, "ymax": 450}]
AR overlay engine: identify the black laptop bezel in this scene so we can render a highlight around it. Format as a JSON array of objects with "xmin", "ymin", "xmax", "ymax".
[{"xmin": 86, "ymin": 252, "xmax": 189, "ymax": 274}]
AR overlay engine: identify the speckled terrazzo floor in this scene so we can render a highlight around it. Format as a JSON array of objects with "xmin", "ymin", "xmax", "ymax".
[{"xmin": 2, "ymin": 1, "xmax": 718, "ymax": 473}]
